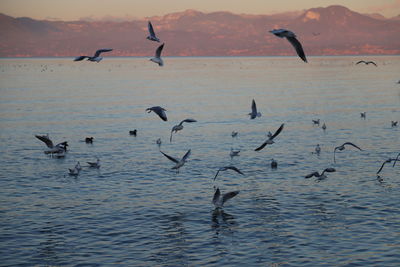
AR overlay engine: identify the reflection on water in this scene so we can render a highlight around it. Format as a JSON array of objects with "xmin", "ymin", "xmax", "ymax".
[{"xmin": 0, "ymin": 56, "xmax": 399, "ymax": 266}]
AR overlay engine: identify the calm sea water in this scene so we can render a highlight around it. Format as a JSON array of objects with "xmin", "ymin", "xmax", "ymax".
[{"xmin": 0, "ymin": 56, "xmax": 399, "ymax": 266}]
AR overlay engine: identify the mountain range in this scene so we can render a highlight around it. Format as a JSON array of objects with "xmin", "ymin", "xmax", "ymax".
[{"xmin": 0, "ymin": 5, "xmax": 399, "ymax": 57}]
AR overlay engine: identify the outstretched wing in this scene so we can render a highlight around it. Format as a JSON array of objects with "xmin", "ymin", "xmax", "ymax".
[
  {"xmin": 286, "ymin": 36, "xmax": 307, "ymax": 63},
  {"xmin": 149, "ymin": 106, "xmax": 167, "ymax": 121},
  {"xmin": 270, "ymin": 123, "xmax": 284, "ymax": 140},
  {"xmin": 155, "ymin": 43, "xmax": 164, "ymax": 58},
  {"xmin": 221, "ymin": 191, "xmax": 240, "ymax": 206},
  {"xmin": 212, "ymin": 188, "xmax": 221, "ymax": 205},
  {"xmin": 226, "ymin": 166, "xmax": 244, "ymax": 175},
  {"xmin": 356, "ymin": 60, "xmax": 366, "ymax": 65},
  {"xmin": 148, "ymin": 21, "xmax": 156, "ymax": 37},
  {"xmin": 182, "ymin": 149, "xmax": 191, "ymax": 161},
  {"xmin": 343, "ymin": 142, "xmax": 363, "ymax": 151},
  {"xmin": 367, "ymin": 61, "xmax": 377, "ymax": 67},
  {"xmin": 74, "ymin": 56, "xmax": 89, "ymax": 61},
  {"xmin": 35, "ymin": 135, "xmax": 54, "ymax": 148},
  {"xmin": 94, "ymin": 48, "xmax": 113, "ymax": 58},
  {"xmin": 305, "ymin": 171, "xmax": 319, "ymax": 178},
  {"xmin": 393, "ymin": 153, "xmax": 400, "ymax": 167},
  {"xmin": 213, "ymin": 170, "xmax": 221, "ymax": 181},
  {"xmin": 377, "ymin": 160, "xmax": 390, "ymax": 174},
  {"xmin": 160, "ymin": 151, "xmax": 179, "ymax": 163},
  {"xmin": 255, "ymin": 141, "xmax": 268, "ymax": 151}
]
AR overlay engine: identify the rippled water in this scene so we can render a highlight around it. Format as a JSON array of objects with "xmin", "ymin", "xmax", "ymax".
[{"xmin": 0, "ymin": 56, "xmax": 399, "ymax": 266}]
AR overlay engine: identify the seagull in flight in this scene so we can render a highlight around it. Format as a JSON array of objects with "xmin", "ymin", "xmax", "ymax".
[
  {"xmin": 74, "ymin": 49, "xmax": 113, "ymax": 62},
  {"xmin": 248, "ymin": 99, "xmax": 261, "ymax": 119},
  {"xmin": 35, "ymin": 134, "xmax": 68, "ymax": 154},
  {"xmin": 147, "ymin": 21, "xmax": 160, "ymax": 42},
  {"xmin": 270, "ymin": 29, "xmax": 307, "ymax": 63},
  {"xmin": 87, "ymin": 158, "xmax": 100, "ymax": 168},
  {"xmin": 150, "ymin": 43, "xmax": 165, "ymax": 66},
  {"xmin": 160, "ymin": 149, "xmax": 191, "ymax": 173},
  {"xmin": 333, "ymin": 142, "xmax": 363, "ymax": 163},
  {"xmin": 305, "ymin": 168, "xmax": 336, "ymax": 180},
  {"xmin": 376, "ymin": 153, "xmax": 400, "ymax": 174},
  {"xmin": 356, "ymin": 60, "xmax": 377, "ymax": 67},
  {"xmin": 170, "ymin": 119, "xmax": 197, "ymax": 142},
  {"xmin": 212, "ymin": 188, "xmax": 239, "ymax": 209},
  {"xmin": 146, "ymin": 106, "xmax": 167, "ymax": 121},
  {"xmin": 360, "ymin": 112, "xmax": 366, "ymax": 119},
  {"xmin": 392, "ymin": 121, "xmax": 398, "ymax": 127},
  {"xmin": 213, "ymin": 166, "xmax": 244, "ymax": 181},
  {"xmin": 255, "ymin": 123, "xmax": 284, "ymax": 151}
]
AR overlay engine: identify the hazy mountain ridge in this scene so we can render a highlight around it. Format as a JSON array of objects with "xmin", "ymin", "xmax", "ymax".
[{"xmin": 0, "ymin": 5, "xmax": 399, "ymax": 57}]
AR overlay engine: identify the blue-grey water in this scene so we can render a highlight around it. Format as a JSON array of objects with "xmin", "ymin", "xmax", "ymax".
[{"xmin": 0, "ymin": 56, "xmax": 399, "ymax": 266}]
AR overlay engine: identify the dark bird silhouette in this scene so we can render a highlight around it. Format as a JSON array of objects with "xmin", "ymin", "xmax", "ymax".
[
  {"xmin": 333, "ymin": 142, "xmax": 363, "ymax": 163},
  {"xmin": 146, "ymin": 21, "xmax": 160, "ymax": 42},
  {"xmin": 212, "ymin": 188, "xmax": 239, "ymax": 209},
  {"xmin": 213, "ymin": 166, "xmax": 244, "ymax": 181},
  {"xmin": 270, "ymin": 29, "xmax": 307, "ymax": 63},
  {"xmin": 356, "ymin": 60, "xmax": 377, "ymax": 67},
  {"xmin": 248, "ymin": 99, "xmax": 261, "ymax": 119},
  {"xmin": 255, "ymin": 123, "xmax": 284, "ymax": 151},
  {"xmin": 85, "ymin": 137, "xmax": 94, "ymax": 144},
  {"xmin": 74, "ymin": 49, "xmax": 113, "ymax": 62},
  {"xmin": 146, "ymin": 106, "xmax": 167, "ymax": 121},
  {"xmin": 129, "ymin": 130, "xmax": 137, "ymax": 136},
  {"xmin": 305, "ymin": 168, "xmax": 336, "ymax": 180}
]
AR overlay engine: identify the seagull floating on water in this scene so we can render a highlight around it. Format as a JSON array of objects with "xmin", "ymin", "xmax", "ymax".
[
  {"xmin": 269, "ymin": 29, "xmax": 307, "ymax": 63},
  {"xmin": 271, "ymin": 159, "xmax": 278, "ymax": 169},
  {"xmin": 85, "ymin": 137, "xmax": 94, "ymax": 144},
  {"xmin": 74, "ymin": 49, "xmax": 113, "ymax": 62},
  {"xmin": 356, "ymin": 60, "xmax": 377, "ymax": 67},
  {"xmin": 230, "ymin": 148, "xmax": 240, "ymax": 158},
  {"xmin": 214, "ymin": 166, "xmax": 244, "ymax": 181},
  {"xmin": 170, "ymin": 119, "xmax": 197, "ymax": 142},
  {"xmin": 35, "ymin": 134, "xmax": 68, "ymax": 154},
  {"xmin": 305, "ymin": 168, "xmax": 336, "ymax": 180},
  {"xmin": 156, "ymin": 138, "xmax": 162, "ymax": 147},
  {"xmin": 212, "ymin": 188, "xmax": 239, "ymax": 209},
  {"xmin": 312, "ymin": 119, "xmax": 320, "ymax": 126},
  {"xmin": 322, "ymin": 123, "xmax": 327, "ymax": 131},
  {"xmin": 87, "ymin": 158, "xmax": 100, "ymax": 168},
  {"xmin": 150, "ymin": 43, "xmax": 165, "ymax": 66},
  {"xmin": 333, "ymin": 142, "xmax": 363, "ymax": 163},
  {"xmin": 360, "ymin": 112, "xmax": 366, "ymax": 119},
  {"xmin": 146, "ymin": 106, "xmax": 167, "ymax": 121},
  {"xmin": 129, "ymin": 130, "xmax": 137, "ymax": 136},
  {"xmin": 255, "ymin": 123, "xmax": 284, "ymax": 151},
  {"xmin": 160, "ymin": 149, "xmax": 191, "ymax": 173},
  {"xmin": 147, "ymin": 21, "xmax": 160, "ymax": 42},
  {"xmin": 315, "ymin": 144, "xmax": 321, "ymax": 155},
  {"xmin": 248, "ymin": 99, "xmax": 261, "ymax": 119},
  {"xmin": 231, "ymin": 131, "xmax": 238, "ymax": 138}
]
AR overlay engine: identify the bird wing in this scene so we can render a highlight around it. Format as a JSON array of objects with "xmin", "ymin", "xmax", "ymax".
[
  {"xmin": 213, "ymin": 170, "xmax": 221, "ymax": 181},
  {"xmin": 212, "ymin": 188, "xmax": 221, "ymax": 205},
  {"xmin": 153, "ymin": 107, "xmax": 167, "ymax": 121},
  {"xmin": 180, "ymin": 118, "xmax": 197, "ymax": 125},
  {"xmin": 251, "ymin": 99, "xmax": 257, "ymax": 114},
  {"xmin": 356, "ymin": 60, "xmax": 366, "ymax": 65},
  {"xmin": 367, "ymin": 61, "xmax": 377, "ymax": 66},
  {"xmin": 377, "ymin": 160, "xmax": 389, "ymax": 174},
  {"xmin": 170, "ymin": 131, "xmax": 173, "ymax": 142},
  {"xmin": 74, "ymin": 56, "xmax": 89, "ymax": 61},
  {"xmin": 221, "ymin": 191, "xmax": 239, "ymax": 206},
  {"xmin": 255, "ymin": 141, "xmax": 268, "ymax": 151},
  {"xmin": 286, "ymin": 36, "xmax": 307, "ymax": 63},
  {"xmin": 155, "ymin": 43, "xmax": 164, "ymax": 58},
  {"xmin": 94, "ymin": 48, "xmax": 113, "ymax": 58},
  {"xmin": 160, "ymin": 151, "xmax": 179, "ymax": 163},
  {"xmin": 182, "ymin": 149, "xmax": 191, "ymax": 161},
  {"xmin": 270, "ymin": 123, "xmax": 284, "ymax": 140},
  {"xmin": 305, "ymin": 172, "xmax": 319, "ymax": 178},
  {"xmin": 324, "ymin": 168, "xmax": 336, "ymax": 173},
  {"xmin": 226, "ymin": 166, "xmax": 244, "ymax": 175},
  {"xmin": 333, "ymin": 147, "xmax": 338, "ymax": 163},
  {"xmin": 393, "ymin": 153, "xmax": 400, "ymax": 167},
  {"xmin": 148, "ymin": 21, "xmax": 156, "ymax": 37},
  {"xmin": 343, "ymin": 142, "xmax": 363, "ymax": 151},
  {"xmin": 35, "ymin": 135, "xmax": 54, "ymax": 148}
]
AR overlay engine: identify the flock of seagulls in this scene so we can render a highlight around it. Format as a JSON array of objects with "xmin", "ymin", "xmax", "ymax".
[{"xmin": 33, "ymin": 21, "xmax": 398, "ymax": 212}]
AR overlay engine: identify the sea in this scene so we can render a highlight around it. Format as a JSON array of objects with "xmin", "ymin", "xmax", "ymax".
[{"xmin": 0, "ymin": 56, "xmax": 399, "ymax": 266}]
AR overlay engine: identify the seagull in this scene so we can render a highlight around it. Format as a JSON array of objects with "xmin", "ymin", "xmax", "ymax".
[
  {"xmin": 75, "ymin": 161, "xmax": 82, "ymax": 172},
  {"xmin": 333, "ymin": 142, "xmax": 363, "ymax": 163},
  {"xmin": 156, "ymin": 138, "xmax": 162, "ymax": 147},
  {"xmin": 255, "ymin": 123, "xmax": 284, "ymax": 151},
  {"xmin": 212, "ymin": 188, "xmax": 239, "ymax": 209},
  {"xmin": 146, "ymin": 21, "xmax": 160, "ymax": 42},
  {"xmin": 271, "ymin": 159, "xmax": 278, "ymax": 169},
  {"xmin": 150, "ymin": 43, "xmax": 165, "ymax": 66},
  {"xmin": 305, "ymin": 168, "xmax": 336, "ymax": 180},
  {"xmin": 170, "ymin": 119, "xmax": 197, "ymax": 142},
  {"xmin": 322, "ymin": 123, "xmax": 327, "ymax": 131},
  {"xmin": 87, "ymin": 158, "xmax": 100, "ymax": 168},
  {"xmin": 68, "ymin": 161, "xmax": 81, "ymax": 176},
  {"xmin": 74, "ymin": 49, "xmax": 113, "ymax": 62},
  {"xmin": 146, "ymin": 106, "xmax": 167, "ymax": 121},
  {"xmin": 376, "ymin": 157, "xmax": 399, "ymax": 174},
  {"xmin": 248, "ymin": 99, "xmax": 261, "ymax": 119},
  {"xmin": 356, "ymin": 60, "xmax": 377, "ymax": 67},
  {"xmin": 312, "ymin": 119, "xmax": 320, "ymax": 126},
  {"xmin": 230, "ymin": 148, "xmax": 240, "ymax": 158},
  {"xmin": 129, "ymin": 130, "xmax": 137, "ymax": 136},
  {"xmin": 213, "ymin": 166, "xmax": 244, "ymax": 181},
  {"xmin": 392, "ymin": 121, "xmax": 398, "ymax": 127},
  {"xmin": 231, "ymin": 131, "xmax": 238, "ymax": 138},
  {"xmin": 315, "ymin": 144, "xmax": 321, "ymax": 155},
  {"xmin": 85, "ymin": 137, "xmax": 94, "ymax": 144},
  {"xmin": 160, "ymin": 149, "xmax": 191, "ymax": 173},
  {"xmin": 360, "ymin": 112, "xmax": 366, "ymax": 119},
  {"xmin": 35, "ymin": 134, "xmax": 68, "ymax": 154},
  {"xmin": 269, "ymin": 29, "xmax": 307, "ymax": 63}
]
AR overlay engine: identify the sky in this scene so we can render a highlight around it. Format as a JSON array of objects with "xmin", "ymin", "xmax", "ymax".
[{"xmin": 1, "ymin": 0, "xmax": 400, "ymax": 20}]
